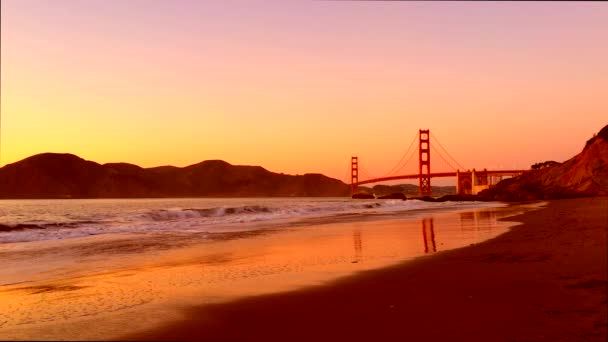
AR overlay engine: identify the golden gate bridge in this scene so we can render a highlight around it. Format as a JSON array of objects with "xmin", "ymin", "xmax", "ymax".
[{"xmin": 349, "ymin": 129, "xmax": 527, "ymax": 197}]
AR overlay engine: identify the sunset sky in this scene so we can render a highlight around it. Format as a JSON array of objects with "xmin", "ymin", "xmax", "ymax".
[{"xmin": 1, "ymin": 1, "xmax": 607, "ymax": 184}]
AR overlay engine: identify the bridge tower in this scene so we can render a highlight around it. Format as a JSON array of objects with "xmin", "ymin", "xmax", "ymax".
[
  {"xmin": 419, "ymin": 129, "xmax": 431, "ymax": 196},
  {"xmin": 351, "ymin": 156, "xmax": 359, "ymax": 195}
]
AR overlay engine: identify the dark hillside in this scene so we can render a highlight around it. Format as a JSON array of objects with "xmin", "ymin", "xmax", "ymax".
[
  {"xmin": 0, "ymin": 154, "xmax": 350, "ymax": 199},
  {"xmin": 479, "ymin": 124, "xmax": 608, "ymax": 200}
]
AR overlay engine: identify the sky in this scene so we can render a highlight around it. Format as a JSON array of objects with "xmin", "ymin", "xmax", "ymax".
[{"xmin": 1, "ymin": 0, "xmax": 607, "ymax": 184}]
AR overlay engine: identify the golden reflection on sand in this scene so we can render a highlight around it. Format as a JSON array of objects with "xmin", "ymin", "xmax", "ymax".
[{"xmin": 0, "ymin": 205, "xmax": 530, "ymax": 340}]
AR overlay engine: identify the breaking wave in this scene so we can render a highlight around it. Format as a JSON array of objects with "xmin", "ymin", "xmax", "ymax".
[
  {"xmin": 141, "ymin": 202, "xmax": 387, "ymax": 222},
  {"xmin": 0, "ymin": 198, "xmax": 503, "ymax": 244},
  {"xmin": 0, "ymin": 221, "xmax": 98, "ymax": 232}
]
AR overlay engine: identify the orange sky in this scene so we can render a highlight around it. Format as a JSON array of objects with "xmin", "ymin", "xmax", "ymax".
[{"xmin": 1, "ymin": 1, "xmax": 607, "ymax": 184}]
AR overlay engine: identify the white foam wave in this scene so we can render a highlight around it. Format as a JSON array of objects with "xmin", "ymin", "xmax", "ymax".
[{"xmin": 0, "ymin": 199, "xmax": 503, "ymax": 244}]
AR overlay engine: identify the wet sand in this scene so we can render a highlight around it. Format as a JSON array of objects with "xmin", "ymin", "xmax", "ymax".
[
  {"xmin": 128, "ymin": 197, "xmax": 608, "ymax": 342},
  {"xmin": 0, "ymin": 202, "xmax": 520, "ymax": 340}
]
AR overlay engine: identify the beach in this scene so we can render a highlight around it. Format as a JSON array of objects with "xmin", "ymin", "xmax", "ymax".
[
  {"xmin": 127, "ymin": 197, "xmax": 607, "ymax": 342},
  {"xmin": 0, "ymin": 198, "xmax": 522, "ymax": 340},
  {"xmin": 0, "ymin": 197, "xmax": 605, "ymax": 341}
]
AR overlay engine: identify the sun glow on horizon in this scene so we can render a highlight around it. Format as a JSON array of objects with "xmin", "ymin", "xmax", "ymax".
[{"xmin": 2, "ymin": 1, "xmax": 607, "ymax": 184}]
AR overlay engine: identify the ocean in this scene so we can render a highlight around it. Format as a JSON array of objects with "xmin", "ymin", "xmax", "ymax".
[
  {"xmin": 0, "ymin": 197, "xmax": 503, "ymax": 244},
  {"xmin": 0, "ymin": 198, "xmax": 537, "ymax": 340}
]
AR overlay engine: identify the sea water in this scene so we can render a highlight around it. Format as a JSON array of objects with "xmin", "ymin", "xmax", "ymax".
[
  {"xmin": 0, "ymin": 198, "xmax": 537, "ymax": 340},
  {"xmin": 0, "ymin": 197, "xmax": 502, "ymax": 244}
]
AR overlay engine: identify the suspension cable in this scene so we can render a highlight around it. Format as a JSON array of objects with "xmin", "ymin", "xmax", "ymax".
[
  {"xmin": 391, "ymin": 145, "xmax": 419, "ymax": 175},
  {"xmin": 350, "ymin": 131, "xmax": 468, "ymax": 182},
  {"xmin": 359, "ymin": 164, "xmax": 378, "ymax": 180},
  {"xmin": 346, "ymin": 164, "xmax": 352, "ymax": 184},
  {"xmin": 382, "ymin": 132, "xmax": 419, "ymax": 177},
  {"xmin": 430, "ymin": 144, "xmax": 459, "ymax": 171},
  {"xmin": 430, "ymin": 132, "xmax": 466, "ymax": 170}
]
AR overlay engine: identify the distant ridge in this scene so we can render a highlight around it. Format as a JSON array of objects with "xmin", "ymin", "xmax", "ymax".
[{"xmin": 0, "ymin": 153, "xmax": 350, "ymax": 199}]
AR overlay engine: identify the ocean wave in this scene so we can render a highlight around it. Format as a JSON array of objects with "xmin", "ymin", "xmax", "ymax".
[
  {"xmin": 0, "ymin": 221, "xmax": 98, "ymax": 232},
  {"xmin": 0, "ymin": 199, "xmax": 503, "ymax": 244},
  {"xmin": 141, "ymin": 202, "xmax": 389, "ymax": 222}
]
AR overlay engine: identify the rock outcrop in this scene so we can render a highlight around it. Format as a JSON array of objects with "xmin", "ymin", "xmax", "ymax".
[
  {"xmin": 371, "ymin": 184, "xmax": 456, "ymax": 197},
  {"xmin": 351, "ymin": 193, "xmax": 375, "ymax": 199},
  {"xmin": 377, "ymin": 193, "xmax": 407, "ymax": 200},
  {"xmin": 479, "ymin": 125, "xmax": 608, "ymax": 201}
]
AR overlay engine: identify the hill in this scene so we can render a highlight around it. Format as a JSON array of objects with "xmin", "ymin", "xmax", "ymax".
[
  {"xmin": 479, "ymin": 124, "xmax": 608, "ymax": 200},
  {"xmin": 359, "ymin": 184, "xmax": 456, "ymax": 197},
  {"xmin": 0, "ymin": 154, "xmax": 350, "ymax": 199}
]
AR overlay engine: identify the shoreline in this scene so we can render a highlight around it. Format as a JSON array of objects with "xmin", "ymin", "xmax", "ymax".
[
  {"xmin": 126, "ymin": 197, "xmax": 607, "ymax": 342},
  {"xmin": 0, "ymin": 200, "xmax": 520, "ymax": 340}
]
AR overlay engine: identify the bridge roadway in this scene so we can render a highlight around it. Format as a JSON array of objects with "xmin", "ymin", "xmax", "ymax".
[{"xmin": 355, "ymin": 170, "xmax": 528, "ymax": 186}]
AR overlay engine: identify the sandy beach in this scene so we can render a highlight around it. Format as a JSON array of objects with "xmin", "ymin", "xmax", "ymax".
[
  {"xmin": 127, "ymin": 197, "xmax": 607, "ymax": 342},
  {"xmin": 0, "ymin": 199, "xmax": 520, "ymax": 340}
]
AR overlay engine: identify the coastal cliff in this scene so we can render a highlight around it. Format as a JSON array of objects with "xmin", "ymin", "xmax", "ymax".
[
  {"xmin": 0, "ymin": 154, "xmax": 350, "ymax": 198},
  {"xmin": 479, "ymin": 124, "xmax": 608, "ymax": 201}
]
